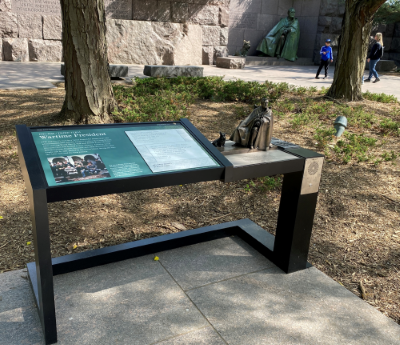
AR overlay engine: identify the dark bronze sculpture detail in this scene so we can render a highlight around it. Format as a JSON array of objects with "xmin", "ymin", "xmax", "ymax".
[
  {"xmin": 256, "ymin": 8, "xmax": 300, "ymax": 62},
  {"xmin": 235, "ymin": 40, "xmax": 251, "ymax": 57},
  {"xmin": 230, "ymin": 98, "xmax": 273, "ymax": 150},
  {"xmin": 212, "ymin": 132, "xmax": 227, "ymax": 147}
]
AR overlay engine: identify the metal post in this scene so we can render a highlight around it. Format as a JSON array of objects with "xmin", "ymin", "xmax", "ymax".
[
  {"xmin": 29, "ymin": 188, "xmax": 57, "ymax": 344},
  {"xmin": 273, "ymin": 156, "xmax": 324, "ymax": 273}
]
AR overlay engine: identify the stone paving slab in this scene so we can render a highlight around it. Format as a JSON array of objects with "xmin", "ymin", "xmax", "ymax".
[
  {"xmin": 154, "ymin": 327, "xmax": 225, "ymax": 345},
  {"xmin": 187, "ymin": 265, "xmax": 400, "ymax": 345},
  {"xmin": 158, "ymin": 236, "xmax": 274, "ymax": 291},
  {"xmin": 1, "ymin": 237, "xmax": 400, "ymax": 345}
]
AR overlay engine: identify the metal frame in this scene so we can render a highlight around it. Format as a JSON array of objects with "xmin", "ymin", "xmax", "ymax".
[{"xmin": 16, "ymin": 119, "xmax": 323, "ymax": 345}]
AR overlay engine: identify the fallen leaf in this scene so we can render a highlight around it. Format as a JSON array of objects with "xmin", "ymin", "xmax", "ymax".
[
  {"xmin": 26, "ymin": 242, "xmax": 31, "ymax": 245},
  {"xmin": 154, "ymin": 256, "xmax": 159, "ymax": 261},
  {"xmin": 172, "ymin": 222, "xmax": 187, "ymax": 231},
  {"xmin": 73, "ymin": 244, "xmax": 77, "ymax": 250}
]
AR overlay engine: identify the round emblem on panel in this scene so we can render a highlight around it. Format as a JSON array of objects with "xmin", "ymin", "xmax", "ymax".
[{"xmin": 308, "ymin": 161, "xmax": 319, "ymax": 176}]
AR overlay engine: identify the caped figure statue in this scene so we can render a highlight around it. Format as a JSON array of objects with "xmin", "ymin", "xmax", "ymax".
[
  {"xmin": 256, "ymin": 8, "xmax": 300, "ymax": 62},
  {"xmin": 230, "ymin": 98, "xmax": 273, "ymax": 150}
]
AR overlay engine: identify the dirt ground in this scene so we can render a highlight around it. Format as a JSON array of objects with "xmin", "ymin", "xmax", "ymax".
[{"xmin": 0, "ymin": 86, "xmax": 399, "ymax": 325}]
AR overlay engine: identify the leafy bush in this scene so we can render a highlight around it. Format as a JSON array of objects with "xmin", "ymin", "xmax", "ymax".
[{"xmin": 113, "ymin": 77, "xmax": 294, "ymax": 122}]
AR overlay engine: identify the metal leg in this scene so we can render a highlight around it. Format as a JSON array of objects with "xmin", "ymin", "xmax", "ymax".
[
  {"xmin": 274, "ymin": 156, "xmax": 323, "ymax": 273},
  {"xmin": 29, "ymin": 188, "xmax": 57, "ymax": 344}
]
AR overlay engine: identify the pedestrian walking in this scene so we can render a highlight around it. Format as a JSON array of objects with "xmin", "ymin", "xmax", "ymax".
[
  {"xmin": 365, "ymin": 32, "xmax": 384, "ymax": 83},
  {"xmin": 315, "ymin": 39, "xmax": 333, "ymax": 79}
]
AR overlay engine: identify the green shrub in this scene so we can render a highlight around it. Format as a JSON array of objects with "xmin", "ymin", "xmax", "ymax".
[
  {"xmin": 380, "ymin": 118, "xmax": 400, "ymax": 136},
  {"xmin": 113, "ymin": 77, "xmax": 293, "ymax": 122},
  {"xmin": 334, "ymin": 133, "xmax": 377, "ymax": 164},
  {"xmin": 363, "ymin": 91, "xmax": 398, "ymax": 103},
  {"xmin": 381, "ymin": 151, "xmax": 398, "ymax": 162},
  {"xmin": 314, "ymin": 127, "xmax": 335, "ymax": 148},
  {"xmin": 244, "ymin": 176, "xmax": 282, "ymax": 193}
]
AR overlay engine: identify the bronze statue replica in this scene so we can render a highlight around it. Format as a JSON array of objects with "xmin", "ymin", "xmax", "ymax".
[
  {"xmin": 211, "ymin": 132, "xmax": 226, "ymax": 147},
  {"xmin": 230, "ymin": 98, "xmax": 273, "ymax": 150},
  {"xmin": 256, "ymin": 8, "xmax": 300, "ymax": 62},
  {"xmin": 235, "ymin": 40, "xmax": 251, "ymax": 57}
]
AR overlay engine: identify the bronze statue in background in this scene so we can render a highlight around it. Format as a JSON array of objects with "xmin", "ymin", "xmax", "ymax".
[{"xmin": 230, "ymin": 98, "xmax": 273, "ymax": 150}]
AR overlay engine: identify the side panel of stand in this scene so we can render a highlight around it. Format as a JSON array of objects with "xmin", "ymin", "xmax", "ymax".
[{"xmin": 17, "ymin": 131, "xmax": 57, "ymax": 344}]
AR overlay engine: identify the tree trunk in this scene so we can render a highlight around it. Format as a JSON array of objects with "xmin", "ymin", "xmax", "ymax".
[
  {"xmin": 327, "ymin": 0, "xmax": 386, "ymax": 101},
  {"xmin": 60, "ymin": 0, "xmax": 117, "ymax": 124}
]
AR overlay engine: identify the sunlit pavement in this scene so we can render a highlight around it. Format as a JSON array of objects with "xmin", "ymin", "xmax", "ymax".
[
  {"xmin": 0, "ymin": 61, "xmax": 399, "ymax": 99},
  {"xmin": 2, "ymin": 236, "xmax": 400, "ymax": 344}
]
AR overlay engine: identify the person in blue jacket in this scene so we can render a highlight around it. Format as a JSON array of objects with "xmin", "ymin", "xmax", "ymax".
[
  {"xmin": 365, "ymin": 32, "xmax": 383, "ymax": 83},
  {"xmin": 315, "ymin": 39, "xmax": 333, "ymax": 79}
]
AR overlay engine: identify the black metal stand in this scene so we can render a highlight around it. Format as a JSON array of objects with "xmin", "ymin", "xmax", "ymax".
[{"xmin": 16, "ymin": 120, "xmax": 323, "ymax": 345}]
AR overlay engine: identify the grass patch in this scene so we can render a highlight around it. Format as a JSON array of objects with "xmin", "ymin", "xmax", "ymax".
[
  {"xmin": 113, "ymin": 78, "xmax": 326, "ymax": 123},
  {"xmin": 380, "ymin": 118, "xmax": 400, "ymax": 136},
  {"xmin": 244, "ymin": 176, "xmax": 282, "ymax": 193},
  {"xmin": 334, "ymin": 133, "xmax": 377, "ymax": 164},
  {"xmin": 113, "ymin": 77, "xmax": 299, "ymax": 122},
  {"xmin": 363, "ymin": 91, "xmax": 398, "ymax": 103}
]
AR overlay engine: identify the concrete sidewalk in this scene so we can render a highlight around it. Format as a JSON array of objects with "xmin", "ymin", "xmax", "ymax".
[
  {"xmin": 0, "ymin": 62, "xmax": 399, "ymax": 99},
  {"xmin": 1, "ymin": 236, "xmax": 400, "ymax": 345}
]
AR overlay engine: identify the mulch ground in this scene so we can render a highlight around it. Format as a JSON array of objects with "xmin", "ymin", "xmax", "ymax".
[{"xmin": 0, "ymin": 85, "xmax": 399, "ymax": 325}]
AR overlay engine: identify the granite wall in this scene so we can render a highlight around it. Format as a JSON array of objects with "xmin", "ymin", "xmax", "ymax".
[
  {"xmin": 314, "ymin": 0, "xmax": 400, "ymax": 64},
  {"xmin": 228, "ymin": 0, "xmax": 321, "ymax": 59},
  {"xmin": 0, "ymin": 0, "xmax": 230, "ymax": 65}
]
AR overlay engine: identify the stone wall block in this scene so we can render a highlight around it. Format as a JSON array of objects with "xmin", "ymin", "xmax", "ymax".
[
  {"xmin": 299, "ymin": 0, "xmax": 320, "ymax": 17},
  {"xmin": 219, "ymin": 6, "xmax": 229, "ymax": 27},
  {"xmin": 383, "ymin": 37, "xmax": 392, "ymax": 51},
  {"xmin": 133, "ymin": 0, "xmax": 158, "ymax": 21},
  {"xmin": 318, "ymin": 16, "xmax": 331, "ymax": 27},
  {"xmin": 261, "ymin": 0, "xmax": 279, "ymax": 15},
  {"xmin": 338, "ymin": 1, "xmax": 345, "ymax": 15},
  {"xmin": 391, "ymin": 37, "xmax": 400, "ymax": 53},
  {"xmin": 278, "ymin": 0, "xmax": 293, "ymax": 16},
  {"xmin": 174, "ymin": 24, "xmax": 202, "ymax": 65},
  {"xmin": 319, "ymin": 0, "xmax": 338, "ymax": 16},
  {"xmin": 28, "ymin": 39, "xmax": 62, "ymax": 61},
  {"xmin": 155, "ymin": 0, "xmax": 171, "ymax": 22},
  {"xmin": 172, "ymin": 2, "xmax": 189, "ymax": 22},
  {"xmin": 257, "ymin": 14, "xmax": 277, "ymax": 32},
  {"xmin": 188, "ymin": 5, "xmax": 219, "ymax": 25},
  {"xmin": 394, "ymin": 23, "xmax": 400, "ymax": 38},
  {"xmin": 220, "ymin": 26, "xmax": 228, "ymax": 45},
  {"xmin": 17, "ymin": 14, "xmax": 43, "ymax": 39},
  {"xmin": 202, "ymin": 25, "xmax": 220, "ymax": 45},
  {"xmin": 43, "ymin": 15, "xmax": 62, "ymax": 40},
  {"xmin": 207, "ymin": 0, "xmax": 226, "ymax": 5},
  {"xmin": 213, "ymin": 45, "xmax": 228, "ymax": 64},
  {"xmin": 107, "ymin": 19, "xmax": 203, "ymax": 65},
  {"xmin": 105, "ymin": 0, "xmax": 133, "ymax": 20},
  {"xmin": 0, "ymin": 0, "xmax": 11, "ymax": 12},
  {"xmin": 202, "ymin": 45, "xmax": 213, "ymax": 64},
  {"xmin": 385, "ymin": 24, "xmax": 395, "ymax": 36},
  {"xmin": 2, "ymin": 38, "xmax": 29, "ymax": 61},
  {"xmin": 0, "ymin": 39, "xmax": 2, "ymax": 61},
  {"xmin": 320, "ymin": 33, "xmax": 339, "ymax": 47},
  {"xmin": 0, "ymin": 12, "xmax": 18, "ymax": 38},
  {"xmin": 107, "ymin": 20, "xmax": 174, "ymax": 64},
  {"xmin": 329, "ymin": 17, "xmax": 342, "ymax": 34},
  {"xmin": 227, "ymin": 28, "xmax": 244, "ymax": 47}
]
